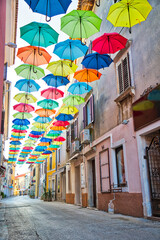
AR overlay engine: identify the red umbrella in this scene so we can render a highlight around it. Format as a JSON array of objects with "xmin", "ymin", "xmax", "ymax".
[
  {"xmin": 12, "ymin": 129, "xmax": 27, "ymax": 133},
  {"xmin": 23, "ymin": 147, "xmax": 34, "ymax": 150},
  {"xmin": 92, "ymin": 32, "xmax": 128, "ymax": 54},
  {"xmin": 53, "ymin": 136, "xmax": 66, "ymax": 142},
  {"xmin": 13, "ymin": 103, "xmax": 35, "ymax": 112},
  {"xmin": 29, "ymin": 134, "xmax": 41, "ymax": 138},
  {"xmin": 41, "ymin": 88, "xmax": 64, "ymax": 100},
  {"xmin": 9, "ymin": 150, "xmax": 19, "ymax": 152},
  {"xmin": 52, "ymin": 121, "xmax": 70, "ymax": 127}
]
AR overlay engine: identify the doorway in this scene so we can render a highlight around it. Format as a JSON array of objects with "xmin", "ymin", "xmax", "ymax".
[
  {"xmin": 61, "ymin": 173, "xmax": 66, "ymax": 202},
  {"xmin": 88, "ymin": 159, "xmax": 97, "ymax": 208},
  {"xmin": 75, "ymin": 166, "xmax": 81, "ymax": 205}
]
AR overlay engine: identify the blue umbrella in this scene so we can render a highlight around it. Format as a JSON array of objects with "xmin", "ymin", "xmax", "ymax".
[
  {"xmin": 40, "ymin": 137, "xmax": 52, "ymax": 142},
  {"xmin": 81, "ymin": 53, "xmax": 113, "ymax": 70},
  {"xmin": 35, "ymin": 146, "xmax": 47, "ymax": 151},
  {"xmin": 24, "ymin": 0, "xmax": 72, "ymax": 21},
  {"xmin": 43, "ymin": 150, "xmax": 52, "ymax": 154},
  {"xmin": 15, "ymin": 79, "xmax": 40, "ymax": 92},
  {"xmin": 10, "ymin": 141, "xmax": 22, "ymax": 145},
  {"xmin": 34, "ymin": 116, "xmax": 52, "ymax": 123},
  {"xmin": 68, "ymin": 82, "xmax": 92, "ymax": 95},
  {"xmin": 30, "ymin": 131, "xmax": 44, "ymax": 135},
  {"xmin": 55, "ymin": 113, "xmax": 74, "ymax": 121},
  {"xmin": 53, "ymin": 39, "xmax": 88, "ymax": 62},
  {"xmin": 12, "ymin": 119, "xmax": 30, "ymax": 126},
  {"xmin": 12, "ymin": 125, "xmax": 29, "ymax": 130},
  {"xmin": 42, "ymin": 74, "xmax": 69, "ymax": 87},
  {"xmin": 48, "ymin": 130, "xmax": 62, "ymax": 135},
  {"xmin": 11, "ymin": 135, "xmax": 25, "ymax": 139}
]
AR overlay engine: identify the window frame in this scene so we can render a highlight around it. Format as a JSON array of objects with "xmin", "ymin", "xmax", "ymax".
[
  {"xmin": 83, "ymin": 94, "xmax": 94, "ymax": 129},
  {"xmin": 99, "ymin": 149, "xmax": 111, "ymax": 193},
  {"xmin": 115, "ymin": 146, "xmax": 127, "ymax": 187},
  {"xmin": 49, "ymin": 155, "xmax": 52, "ymax": 171}
]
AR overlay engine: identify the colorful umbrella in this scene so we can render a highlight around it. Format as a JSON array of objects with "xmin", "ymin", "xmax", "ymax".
[
  {"xmin": 47, "ymin": 60, "xmax": 78, "ymax": 77},
  {"xmin": 24, "ymin": 0, "xmax": 71, "ymax": 21},
  {"xmin": 32, "ymin": 122, "xmax": 49, "ymax": 129},
  {"xmin": 15, "ymin": 79, "xmax": 40, "ymax": 93},
  {"xmin": 12, "ymin": 119, "xmax": 30, "ymax": 125},
  {"xmin": 55, "ymin": 113, "xmax": 74, "ymax": 121},
  {"xmin": 37, "ymin": 99, "xmax": 59, "ymax": 110},
  {"xmin": 40, "ymin": 137, "xmax": 52, "ymax": 142},
  {"xmin": 12, "ymin": 125, "xmax": 29, "ymax": 130},
  {"xmin": 53, "ymin": 39, "xmax": 88, "ymax": 61},
  {"xmin": 61, "ymin": 10, "xmax": 102, "ymax": 40},
  {"xmin": 11, "ymin": 132, "xmax": 26, "ymax": 136},
  {"xmin": 81, "ymin": 53, "xmax": 113, "ymax": 70},
  {"xmin": 31, "ymin": 126, "xmax": 47, "ymax": 132},
  {"xmin": 92, "ymin": 33, "xmax": 128, "ymax": 54},
  {"xmin": 41, "ymin": 88, "xmax": 64, "ymax": 100},
  {"xmin": 42, "ymin": 74, "xmax": 69, "ymax": 87},
  {"xmin": 20, "ymin": 21, "xmax": 59, "ymax": 47},
  {"xmin": 68, "ymin": 82, "xmax": 92, "ymax": 95},
  {"xmin": 34, "ymin": 116, "xmax": 52, "ymax": 123},
  {"xmin": 17, "ymin": 46, "xmax": 51, "ymax": 66},
  {"xmin": 59, "ymin": 106, "xmax": 79, "ymax": 115},
  {"xmin": 35, "ymin": 108, "xmax": 56, "ymax": 117},
  {"xmin": 63, "ymin": 95, "xmax": 84, "ymax": 106},
  {"xmin": 15, "ymin": 64, "xmax": 45, "ymax": 80},
  {"xmin": 14, "ymin": 93, "xmax": 37, "ymax": 103},
  {"xmin": 12, "ymin": 129, "xmax": 27, "ymax": 133},
  {"xmin": 50, "ymin": 126, "xmax": 66, "ymax": 131},
  {"xmin": 74, "ymin": 68, "xmax": 101, "ymax": 83},
  {"xmin": 23, "ymin": 147, "xmax": 34, "ymax": 150},
  {"xmin": 10, "ymin": 141, "xmax": 22, "ymax": 145},
  {"xmin": 52, "ymin": 121, "xmax": 69, "ymax": 127},
  {"xmin": 29, "ymin": 134, "xmax": 41, "ymax": 139},
  {"xmin": 107, "ymin": 0, "xmax": 152, "ymax": 33},
  {"xmin": 13, "ymin": 103, "xmax": 35, "ymax": 113},
  {"xmin": 13, "ymin": 112, "xmax": 33, "ymax": 119},
  {"xmin": 47, "ymin": 144, "xmax": 60, "ymax": 149},
  {"xmin": 38, "ymin": 142, "xmax": 50, "ymax": 146},
  {"xmin": 30, "ymin": 131, "xmax": 44, "ymax": 135},
  {"xmin": 42, "ymin": 150, "xmax": 52, "ymax": 155}
]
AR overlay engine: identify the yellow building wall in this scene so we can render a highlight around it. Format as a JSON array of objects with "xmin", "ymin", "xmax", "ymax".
[{"xmin": 46, "ymin": 152, "xmax": 56, "ymax": 191}]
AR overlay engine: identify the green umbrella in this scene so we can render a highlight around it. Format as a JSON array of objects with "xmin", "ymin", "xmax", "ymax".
[
  {"xmin": 48, "ymin": 144, "xmax": 60, "ymax": 149},
  {"xmin": 46, "ymin": 133, "xmax": 60, "ymax": 138},
  {"xmin": 13, "ymin": 112, "xmax": 33, "ymax": 119},
  {"xmin": 12, "ymin": 125, "xmax": 29, "ymax": 130},
  {"xmin": 61, "ymin": 10, "xmax": 102, "ymax": 40},
  {"xmin": 63, "ymin": 95, "xmax": 84, "ymax": 106},
  {"xmin": 37, "ymin": 99, "xmax": 59, "ymax": 110},
  {"xmin": 14, "ymin": 93, "xmax": 37, "ymax": 103},
  {"xmin": 15, "ymin": 64, "xmax": 45, "ymax": 80},
  {"xmin": 31, "ymin": 126, "xmax": 47, "ymax": 131}
]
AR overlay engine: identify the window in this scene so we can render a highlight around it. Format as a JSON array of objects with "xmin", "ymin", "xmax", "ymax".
[
  {"xmin": 117, "ymin": 53, "xmax": 131, "ymax": 94},
  {"xmin": 33, "ymin": 168, "xmax": 35, "ymax": 177},
  {"xmin": 115, "ymin": 146, "xmax": 126, "ymax": 187},
  {"xmin": 68, "ymin": 170, "xmax": 71, "ymax": 192},
  {"xmin": 83, "ymin": 95, "xmax": 94, "ymax": 128},
  {"xmin": 70, "ymin": 119, "xmax": 78, "ymax": 143},
  {"xmin": 66, "ymin": 130, "xmax": 70, "ymax": 150},
  {"xmin": 57, "ymin": 149, "xmax": 60, "ymax": 165},
  {"xmin": 99, "ymin": 149, "xmax": 111, "ymax": 192},
  {"xmin": 49, "ymin": 155, "xmax": 52, "ymax": 170}
]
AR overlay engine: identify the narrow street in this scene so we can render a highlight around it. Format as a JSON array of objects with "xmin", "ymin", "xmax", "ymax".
[{"xmin": 0, "ymin": 196, "xmax": 160, "ymax": 240}]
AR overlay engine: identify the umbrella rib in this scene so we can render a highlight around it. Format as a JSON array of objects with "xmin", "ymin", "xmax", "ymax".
[
  {"xmin": 129, "ymin": 4, "xmax": 146, "ymax": 20},
  {"xmin": 114, "ymin": 6, "xmax": 127, "ymax": 26}
]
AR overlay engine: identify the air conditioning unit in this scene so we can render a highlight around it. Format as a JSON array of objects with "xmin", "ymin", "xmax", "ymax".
[
  {"xmin": 71, "ymin": 140, "xmax": 79, "ymax": 154},
  {"xmin": 80, "ymin": 129, "xmax": 90, "ymax": 144}
]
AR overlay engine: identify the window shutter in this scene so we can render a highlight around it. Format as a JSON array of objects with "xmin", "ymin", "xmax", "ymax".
[
  {"xmin": 1, "ymin": 110, "xmax": 5, "ymax": 134},
  {"xmin": 122, "ymin": 53, "xmax": 131, "ymax": 91},
  {"xmin": 83, "ymin": 106, "xmax": 87, "ymax": 129},
  {"xmin": 66, "ymin": 130, "xmax": 70, "ymax": 150},
  {"xmin": 3, "ymin": 63, "xmax": 8, "ymax": 81},
  {"xmin": 90, "ymin": 95, "xmax": 94, "ymax": 123},
  {"xmin": 118, "ymin": 63, "xmax": 123, "ymax": 94},
  {"xmin": 71, "ymin": 123, "xmax": 74, "ymax": 142},
  {"xmin": 74, "ymin": 119, "xmax": 78, "ymax": 139},
  {"xmin": 100, "ymin": 149, "xmax": 111, "ymax": 193}
]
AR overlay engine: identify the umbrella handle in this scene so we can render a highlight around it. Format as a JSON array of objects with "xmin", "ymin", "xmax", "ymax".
[
  {"xmin": 46, "ymin": 15, "xmax": 51, "ymax": 22},
  {"xmin": 38, "ymin": 47, "xmax": 43, "ymax": 56},
  {"xmin": 96, "ymin": 0, "xmax": 100, "ymax": 7},
  {"xmin": 33, "ymin": 65, "xmax": 37, "ymax": 73}
]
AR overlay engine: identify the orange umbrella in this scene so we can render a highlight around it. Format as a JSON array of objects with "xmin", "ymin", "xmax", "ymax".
[
  {"xmin": 38, "ymin": 142, "xmax": 50, "ymax": 146},
  {"xmin": 50, "ymin": 126, "xmax": 66, "ymax": 131},
  {"xmin": 17, "ymin": 46, "xmax": 51, "ymax": 66},
  {"xmin": 74, "ymin": 68, "xmax": 102, "ymax": 83},
  {"xmin": 35, "ymin": 108, "xmax": 56, "ymax": 117}
]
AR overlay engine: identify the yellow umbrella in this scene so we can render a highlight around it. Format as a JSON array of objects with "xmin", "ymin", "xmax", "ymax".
[
  {"xmin": 59, "ymin": 105, "xmax": 78, "ymax": 114},
  {"xmin": 47, "ymin": 60, "xmax": 78, "ymax": 77}
]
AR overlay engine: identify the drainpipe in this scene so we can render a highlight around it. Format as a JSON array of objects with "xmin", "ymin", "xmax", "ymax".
[{"xmin": 55, "ymin": 151, "xmax": 58, "ymax": 201}]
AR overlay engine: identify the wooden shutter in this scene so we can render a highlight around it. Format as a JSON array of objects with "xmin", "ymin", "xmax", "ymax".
[
  {"xmin": 71, "ymin": 123, "xmax": 74, "ymax": 142},
  {"xmin": 74, "ymin": 119, "xmax": 78, "ymax": 139},
  {"xmin": 90, "ymin": 95, "xmax": 94, "ymax": 123},
  {"xmin": 122, "ymin": 53, "xmax": 131, "ymax": 91},
  {"xmin": 83, "ymin": 106, "xmax": 87, "ymax": 129},
  {"xmin": 1, "ymin": 110, "xmax": 5, "ymax": 134},
  {"xmin": 66, "ymin": 130, "xmax": 70, "ymax": 150},
  {"xmin": 3, "ymin": 63, "xmax": 8, "ymax": 81},
  {"xmin": 99, "ymin": 149, "xmax": 111, "ymax": 192},
  {"xmin": 118, "ymin": 63, "xmax": 123, "ymax": 94}
]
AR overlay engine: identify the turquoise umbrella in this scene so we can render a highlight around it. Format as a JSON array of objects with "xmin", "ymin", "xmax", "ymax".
[{"xmin": 15, "ymin": 79, "xmax": 40, "ymax": 92}]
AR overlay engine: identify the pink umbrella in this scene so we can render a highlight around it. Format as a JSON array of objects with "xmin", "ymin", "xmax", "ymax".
[
  {"xmin": 92, "ymin": 32, "xmax": 128, "ymax": 54},
  {"xmin": 41, "ymin": 87, "xmax": 64, "ymax": 100},
  {"xmin": 53, "ymin": 136, "xmax": 66, "ymax": 142},
  {"xmin": 12, "ymin": 129, "xmax": 27, "ymax": 133},
  {"xmin": 52, "ymin": 121, "xmax": 70, "ymax": 127},
  {"xmin": 23, "ymin": 147, "xmax": 34, "ymax": 150},
  {"xmin": 13, "ymin": 103, "xmax": 35, "ymax": 112}
]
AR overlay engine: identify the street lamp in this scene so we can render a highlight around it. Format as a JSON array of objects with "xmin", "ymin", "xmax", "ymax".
[{"xmin": 5, "ymin": 42, "xmax": 17, "ymax": 48}]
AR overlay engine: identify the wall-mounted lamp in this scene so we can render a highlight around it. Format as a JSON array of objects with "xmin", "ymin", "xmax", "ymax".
[
  {"xmin": 122, "ymin": 120, "xmax": 129, "ymax": 125},
  {"xmin": 5, "ymin": 42, "xmax": 17, "ymax": 48}
]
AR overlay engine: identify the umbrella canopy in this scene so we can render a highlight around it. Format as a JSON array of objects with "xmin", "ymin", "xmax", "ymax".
[
  {"xmin": 12, "ymin": 119, "xmax": 30, "ymax": 125},
  {"xmin": 107, "ymin": 0, "xmax": 152, "ymax": 32},
  {"xmin": 42, "ymin": 151, "xmax": 52, "ymax": 155},
  {"xmin": 46, "ymin": 133, "xmax": 60, "ymax": 138},
  {"xmin": 17, "ymin": 46, "xmax": 51, "ymax": 66},
  {"xmin": 14, "ymin": 93, "xmax": 37, "ymax": 103},
  {"xmin": 31, "ymin": 126, "xmax": 47, "ymax": 132},
  {"xmin": 48, "ymin": 130, "xmax": 62, "ymax": 135},
  {"xmin": 40, "ymin": 137, "xmax": 52, "ymax": 142},
  {"xmin": 12, "ymin": 125, "xmax": 29, "ymax": 130},
  {"xmin": 12, "ymin": 129, "xmax": 27, "ymax": 133},
  {"xmin": 53, "ymin": 39, "xmax": 88, "ymax": 61},
  {"xmin": 41, "ymin": 88, "xmax": 64, "ymax": 100},
  {"xmin": 35, "ymin": 146, "xmax": 47, "ymax": 151},
  {"xmin": 11, "ymin": 132, "xmax": 26, "ymax": 136},
  {"xmin": 81, "ymin": 53, "xmax": 113, "ymax": 70},
  {"xmin": 63, "ymin": 95, "xmax": 85, "ymax": 106},
  {"xmin": 74, "ymin": 68, "xmax": 101, "ymax": 83},
  {"xmin": 15, "ymin": 79, "xmax": 40, "ymax": 93},
  {"xmin": 13, "ymin": 112, "xmax": 33, "ymax": 119},
  {"xmin": 30, "ymin": 131, "xmax": 44, "ymax": 135},
  {"xmin": 35, "ymin": 108, "xmax": 56, "ymax": 117},
  {"xmin": 20, "ymin": 21, "xmax": 59, "ymax": 47},
  {"xmin": 50, "ymin": 126, "xmax": 66, "ymax": 131},
  {"xmin": 37, "ymin": 99, "xmax": 59, "ymax": 110},
  {"xmin": 10, "ymin": 141, "xmax": 22, "ymax": 145},
  {"xmin": 23, "ymin": 147, "xmax": 34, "ymax": 150},
  {"xmin": 47, "ymin": 60, "xmax": 78, "ymax": 77},
  {"xmin": 59, "ymin": 106, "xmax": 79, "ymax": 114},
  {"xmin": 61, "ymin": 10, "xmax": 102, "ymax": 39},
  {"xmin": 32, "ymin": 122, "xmax": 49, "ymax": 129},
  {"xmin": 52, "ymin": 121, "xmax": 69, "ymax": 127},
  {"xmin": 34, "ymin": 116, "xmax": 52, "ymax": 123},
  {"xmin": 92, "ymin": 33, "xmax": 128, "ymax": 54},
  {"xmin": 48, "ymin": 144, "xmax": 60, "ymax": 149},
  {"xmin": 55, "ymin": 113, "xmax": 74, "ymax": 121},
  {"xmin": 24, "ymin": 0, "xmax": 71, "ymax": 21},
  {"xmin": 15, "ymin": 64, "xmax": 45, "ymax": 80},
  {"xmin": 38, "ymin": 142, "xmax": 50, "ymax": 146},
  {"xmin": 42, "ymin": 74, "xmax": 69, "ymax": 87},
  {"xmin": 29, "ymin": 134, "xmax": 41, "ymax": 138},
  {"xmin": 68, "ymin": 82, "xmax": 92, "ymax": 95},
  {"xmin": 13, "ymin": 103, "xmax": 35, "ymax": 113}
]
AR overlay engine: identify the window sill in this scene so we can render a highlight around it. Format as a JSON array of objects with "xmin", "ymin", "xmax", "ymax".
[{"xmin": 114, "ymin": 86, "xmax": 135, "ymax": 104}]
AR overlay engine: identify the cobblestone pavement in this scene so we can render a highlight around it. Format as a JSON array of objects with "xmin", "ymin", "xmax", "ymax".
[{"xmin": 0, "ymin": 196, "xmax": 160, "ymax": 240}]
